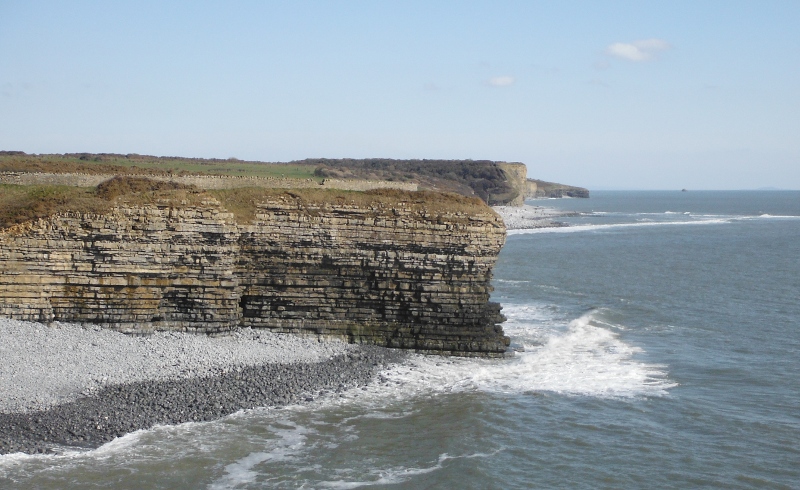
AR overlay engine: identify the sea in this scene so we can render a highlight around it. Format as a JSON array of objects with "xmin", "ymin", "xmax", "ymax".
[{"xmin": 1, "ymin": 190, "xmax": 799, "ymax": 489}]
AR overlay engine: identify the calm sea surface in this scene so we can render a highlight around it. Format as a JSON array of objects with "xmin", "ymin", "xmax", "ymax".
[{"xmin": 2, "ymin": 191, "xmax": 799, "ymax": 489}]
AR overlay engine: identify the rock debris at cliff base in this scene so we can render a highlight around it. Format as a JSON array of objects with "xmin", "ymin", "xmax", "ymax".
[
  {"xmin": 492, "ymin": 204, "xmax": 576, "ymax": 230},
  {"xmin": 0, "ymin": 318, "xmax": 405, "ymax": 456}
]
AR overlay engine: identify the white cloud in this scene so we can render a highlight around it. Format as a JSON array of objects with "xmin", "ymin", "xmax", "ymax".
[
  {"xmin": 487, "ymin": 76, "xmax": 515, "ymax": 87},
  {"xmin": 606, "ymin": 38, "xmax": 671, "ymax": 62}
]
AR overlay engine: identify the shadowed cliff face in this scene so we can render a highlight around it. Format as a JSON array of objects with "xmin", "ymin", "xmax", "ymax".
[{"xmin": 0, "ymin": 195, "xmax": 509, "ymax": 357}]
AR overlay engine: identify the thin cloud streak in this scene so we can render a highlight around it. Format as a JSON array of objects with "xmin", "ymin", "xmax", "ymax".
[
  {"xmin": 487, "ymin": 76, "xmax": 515, "ymax": 87},
  {"xmin": 606, "ymin": 38, "xmax": 671, "ymax": 62}
]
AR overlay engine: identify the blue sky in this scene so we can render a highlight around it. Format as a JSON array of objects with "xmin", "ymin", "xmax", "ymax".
[{"xmin": 1, "ymin": 1, "xmax": 798, "ymax": 189}]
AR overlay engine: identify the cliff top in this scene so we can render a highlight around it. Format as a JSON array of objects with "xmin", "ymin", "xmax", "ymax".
[
  {"xmin": 0, "ymin": 177, "xmax": 496, "ymax": 230},
  {"xmin": 1, "ymin": 151, "xmax": 588, "ymax": 205},
  {"xmin": 0, "ymin": 151, "xmax": 319, "ymax": 179},
  {"xmin": 0, "ymin": 152, "xmax": 523, "ymax": 205}
]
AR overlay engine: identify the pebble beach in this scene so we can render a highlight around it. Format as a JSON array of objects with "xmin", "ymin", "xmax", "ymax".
[
  {"xmin": 0, "ymin": 319, "xmax": 405, "ymax": 455},
  {"xmin": 491, "ymin": 204, "xmax": 575, "ymax": 230}
]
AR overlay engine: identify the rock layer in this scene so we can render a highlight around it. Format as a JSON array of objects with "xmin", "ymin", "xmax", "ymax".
[{"xmin": 0, "ymin": 194, "xmax": 509, "ymax": 356}]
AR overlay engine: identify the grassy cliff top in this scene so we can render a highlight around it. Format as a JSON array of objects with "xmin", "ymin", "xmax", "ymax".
[
  {"xmin": 0, "ymin": 152, "xmax": 524, "ymax": 205},
  {"xmin": 0, "ymin": 152, "xmax": 318, "ymax": 179},
  {"xmin": 1, "ymin": 177, "xmax": 496, "ymax": 230},
  {"xmin": 210, "ymin": 187, "xmax": 493, "ymax": 224},
  {"xmin": 2, "ymin": 151, "xmax": 587, "ymax": 204}
]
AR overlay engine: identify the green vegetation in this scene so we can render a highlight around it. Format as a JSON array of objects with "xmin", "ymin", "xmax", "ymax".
[
  {"xmin": 304, "ymin": 158, "xmax": 519, "ymax": 205},
  {"xmin": 0, "ymin": 152, "xmax": 318, "ymax": 179},
  {"xmin": 0, "ymin": 153, "xmax": 521, "ymax": 204},
  {"xmin": 1, "ymin": 152, "xmax": 586, "ymax": 205}
]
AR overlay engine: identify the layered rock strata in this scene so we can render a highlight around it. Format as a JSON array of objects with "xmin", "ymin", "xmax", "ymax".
[{"xmin": 0, "ymin": 195, "xmax": 509, "ymax": 356}]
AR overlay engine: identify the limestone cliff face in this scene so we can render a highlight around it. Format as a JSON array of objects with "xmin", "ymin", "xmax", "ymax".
[
  {"xmin": 0, "ymin": 203, "xmax": 242, "ymax": 333},
  {"xmin": 0, "ymin": 197, "xmax": 509, "ymax": 356},
  {"xmin": 497, "ymin": 163, "xmax": 527, "ymax": 206}
]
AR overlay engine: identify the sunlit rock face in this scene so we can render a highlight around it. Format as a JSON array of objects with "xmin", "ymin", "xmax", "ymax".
[{"xmin": 0, "ymin": 196, "xmax": 509, "ymax": 357}]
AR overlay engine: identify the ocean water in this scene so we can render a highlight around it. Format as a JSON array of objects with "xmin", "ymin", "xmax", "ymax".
[{"xmin": 2, "ymin": 190, "xmax": 799, "ymax": 489}]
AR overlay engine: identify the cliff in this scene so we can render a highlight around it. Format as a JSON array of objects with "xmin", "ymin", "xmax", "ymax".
[
  {"xmin": 497, "ymin": 162, "xmax": 527, "ymax": 206},
  {"xmin": 0, "ymin": 189, "xmax": 509, "ymax": 357}
]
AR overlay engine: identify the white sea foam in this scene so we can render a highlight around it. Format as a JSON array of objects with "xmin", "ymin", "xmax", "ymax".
[
  {"xmin": 756, "ymin": 214, "xmax": 799, "ymax": 219},
  {"xmin": 509, "ymin": 211, "xmax": 800, "ymax": 235},
  {"xmin": 208, "ymin": 421, "xmax": 313, "ymax": 489},
  {"xmin": 318, "ymin": 450, "xmax": 502, "ymax": 488},
  {"xmin": 508, "ymin": 218, "xmax": 730, "ymax": 234},
  {"xmin": 0, "ymin": 427, "xmax": 153, "ymax": 478},
  {"xmin": 316, "ymin": 306, "xmax": 677, "ymax": 407}
]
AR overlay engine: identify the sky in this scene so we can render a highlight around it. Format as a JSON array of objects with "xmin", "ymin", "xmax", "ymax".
[{"xmin": 1, "ymin": 1, "xmax": 798, "ymax": 190}]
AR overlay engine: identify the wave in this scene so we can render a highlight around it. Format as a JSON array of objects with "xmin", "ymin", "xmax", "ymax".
[
  {"xmin": 757, "ymin": 214, "xmax": 800, "ymax": 218},
  {"xmin": 317, "ymin": 449, "xmax": 503, "ymax": 488},
  {"xmin": 328, "ymin": 307, "xmax": 677, "ymax": 404},
  {"xmin": 209, "ymin": 421, "xmax": 314, "ymax": 490},
  {"xmin": 509, "ymin": 218, "xmax": 730, "ymax": 234},
  {"xmin": 508, "ymin": 213, "xmax": 800, "ymax": 234}
]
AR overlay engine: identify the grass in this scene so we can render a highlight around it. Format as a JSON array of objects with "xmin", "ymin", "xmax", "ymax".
[
  {"xmin": 0, "ymin": 179, "xmax": 207, "ymax": 230},
  {"xmin": 0, "ymin": 153, "xmax": 320, "ymax": 179},
  {"xmin": 1, "ymin": 184, "xmax": 106, "ymax": 229},
  {"xmin": 1, "ymin": 178, "xmax": 493, "ymax": 230}
]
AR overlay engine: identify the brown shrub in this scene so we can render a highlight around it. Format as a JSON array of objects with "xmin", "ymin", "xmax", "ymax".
[
  {"xmin": 95, "ymin": 176, "xmax": 197, "ymax": 199},
  {"xmin": 0, "ymin": 185, "xmax": 106, "ymax": 229}
]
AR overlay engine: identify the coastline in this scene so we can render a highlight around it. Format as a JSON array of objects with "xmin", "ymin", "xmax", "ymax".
[
  {"xmin": 0, "ymin": 319, "xmax": 405, "ymax": 455},
  {"xmin": 0, "ymin": 203, "xmax": 567, "ymax": 456}
]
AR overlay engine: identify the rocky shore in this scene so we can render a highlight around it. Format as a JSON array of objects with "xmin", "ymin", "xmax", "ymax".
[
  {"xmin": 0, "ymin": 319, "xmax": 405, "ymax": 455},
  {"xmin": 492, "ymin": 204, "xmax": 575, "ymax": 230}
]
